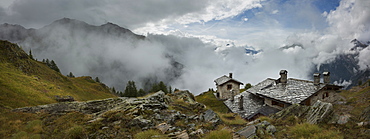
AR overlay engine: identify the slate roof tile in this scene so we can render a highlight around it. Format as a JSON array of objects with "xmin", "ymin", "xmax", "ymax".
[{"xmin": 247, "ymin": 78, "xmax": 326, "ymax": 104}]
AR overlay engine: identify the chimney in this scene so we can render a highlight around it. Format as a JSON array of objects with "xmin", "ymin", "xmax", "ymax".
[
  {"xmin": 313, "ymin": 73, "xmax": 320, "ymax": 85},
  {"xmin": 239, "ymin": 95, "xmax": 244, "ymax": 110},
  {"xmin": 229, "ymin": 73, "xmax": 233, "ymax": 78},
  {"xmin": 230, "ymin": 89, "xmax": 234, "ymax": 101},
  {"xmin": 323, "ymin": 72, "xmax": 330, "ymax": 84},
  {"xmin": 279, "ymin": 70, "xmax": 288, "ymax": 83}
]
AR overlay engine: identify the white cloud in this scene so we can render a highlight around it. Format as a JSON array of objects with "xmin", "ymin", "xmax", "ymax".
[
  {"xmin": 326, "ymin": 0, "xmax": 370, "ymax": 41},
  {"xmin": 271, "ymin": 10, "xmax": 279, "ymax": 14}
]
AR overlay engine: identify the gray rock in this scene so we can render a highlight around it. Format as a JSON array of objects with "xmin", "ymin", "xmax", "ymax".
[
  {"xmin": 337, "ymin": 114, "xmax": 351, "ymax": 124},
  {"xmin": 156, "ymin": 122, "xmax": 170, "ymax": 133},
  {"xmin": 271, "ymin": 100, "xmax": 334, "ymax": 124},
  {"xmin": 266, "ymin": 125, "xmax": 277, "ymax": 134},
  {"xmin": 203, "ymin": 109, "xmax": 221, "ymax": 124},
  {"xmin": 189, "ymin": 129, "xmax": 204, "ymax": 136},
  {"xmin": 306, "ymin": 100, "xmax": 333, "ymax": 124},
  {"xmin": 256, "ymin": 120, "xmax": 270, "ymax": 128},
  {"xmin": 236, "ymin": 125, "xmax": 256, "ymax": 138}
]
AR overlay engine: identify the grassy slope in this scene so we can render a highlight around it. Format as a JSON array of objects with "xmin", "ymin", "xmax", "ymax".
[
  {"xmin": 0, "ymin": 40, "xmax": 116, "ymax": 108},
  {"xmin": 195, "ymin": 91, "xmax": 229, "ymax": 113}
]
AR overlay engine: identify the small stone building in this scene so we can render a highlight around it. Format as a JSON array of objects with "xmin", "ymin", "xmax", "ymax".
[
  {"xmin": 247, "ymin": 70, "xmax": 342, "ymax": 110},
  {"xmin": 214, "ymin": 73, "xmax": 243, "ymax": 100},
  {"xmin": 224, "ymin": 70, "xmax": 342, "ymax": 120}
]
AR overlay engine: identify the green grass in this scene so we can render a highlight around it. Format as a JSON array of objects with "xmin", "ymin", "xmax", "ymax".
[
  {"xmin": 202, "ymin": 128, "xmax": 232, "ymax": 139},
  {"xmin": 217, "ymin": 112, "xmax": 247, "ymax": 126},
  {"xmin": 339, "ymin": 84, "xmax": 370, "ymax": 117},
  {"xmin": 134, "ymin": 130, "xmax": 168, "ymax": 139},
  {"xmin": 195, "ymin": 91, "xmax": 229, "ymax": 113},
  {"xmin": 282, "ymin": 123, "xmax": 343, "ymax": 139},
  {"xmin": 0, "ymin": 41, "xmax": 116, "ymax": 108}
]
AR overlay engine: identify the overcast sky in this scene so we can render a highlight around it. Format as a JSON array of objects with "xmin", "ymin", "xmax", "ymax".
[
  {"xmin": 1, "ymin": 0, "xmax": 368, "ymax": 47},
  {"xmin": 1, "ymin": 0, "xmax": 369, "ymax": 94}
]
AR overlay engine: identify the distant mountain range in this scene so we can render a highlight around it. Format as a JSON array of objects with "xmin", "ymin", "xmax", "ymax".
[
  {"xmin": 1, "ymin": 18, "xmax": 369, "ymax": 90},
  {"xmin": 312, "ymin": 39, "xmax": 369, "ymax": 89},
  {"xmin": 0, "ymin": 18, "xmax": 183, "ymax": 91}
]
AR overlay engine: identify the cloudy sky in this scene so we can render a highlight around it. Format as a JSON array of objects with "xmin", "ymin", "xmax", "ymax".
[{"xmin": 0, "ymin": 0, "xmax": 369, "ymax": 94}]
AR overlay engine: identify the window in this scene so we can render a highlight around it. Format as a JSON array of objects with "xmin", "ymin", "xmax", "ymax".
[
  {"xmin": 227, "ymin": 84, "xmax": 232, "ymax": 90},
  {"xmin": 322, "ymin": 92, "xmax": 329, "ymax": 99},
  {"xmin": 272, "ymin": 100, "xmax": 284, "ymax": 108}
]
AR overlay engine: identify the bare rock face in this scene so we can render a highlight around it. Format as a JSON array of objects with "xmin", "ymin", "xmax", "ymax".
[
  {"xmin": 271, "ymin": 100, "xmax": 334, "ymax": 124},
  {"xmin": 202, "ymin": 109, "xmax": 221, "ymax": 124},
  {"xmin": 306, "ymin": 100, "xmax": 334, "ymax": 124},
  {"xmin": 12, "ymin": 91, "xmax": 171, "ymax": 116},
  {"xmin": 12, "ymin": 90, "xmax": 219, "ymax": 138}
]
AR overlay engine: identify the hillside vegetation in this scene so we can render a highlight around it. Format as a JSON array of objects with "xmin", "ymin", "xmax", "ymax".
[{"xmin": 0, "ymin": 40, "xmax": 116, "ymax": 108}]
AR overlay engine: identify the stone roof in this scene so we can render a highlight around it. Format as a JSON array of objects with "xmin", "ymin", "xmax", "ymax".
[
  {"xmin": 247, "ymin": 78, "xmax": 326, "ymax": 104},
  {"xmin": 214, "ymin": 75, "xmax": 243, "ymax": 86},
  {"xmin": 224, "ymin": 92, "xmax": 264, "ymax": 119}
]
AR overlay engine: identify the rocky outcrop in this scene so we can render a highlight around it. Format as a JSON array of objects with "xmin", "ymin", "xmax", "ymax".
[
  {"xmin": 271, "ymin": 100, "xmax": 334, "ymax": 124},
  {"xmin": 13, "ymin": 91, "xmax": 170, "ymax": 115},
  {"xmin": 202, "ymin": 109, "xmax": 221, "ymax": 124},
  {"xmin": 306, "ymin": 100, "xmax": 334, "ymax": 124},
  {"xmin": 12, "ymin": 91, "xmax": 219, "ymax": 138}
]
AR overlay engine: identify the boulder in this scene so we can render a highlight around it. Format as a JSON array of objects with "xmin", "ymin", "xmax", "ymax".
[
  {"xmin": 156, "ymin": 122, "xmax": 171, "ymax": 133},
  {"xmin": 266, "ymin": 125, "xmax": 277, "ymax": 134},
  {"xmin": 172, "ymin": 90, "xmax": 196, "ymax": 104},
  {"xmin": 306, "ymin": 100, "xmax": 334, "ymax": 124},
  {"xmin": 271, "ymin": 100, "xmax": 334, "ymax": 124},
  {"xmin": 236, "ymin": 125, "xmax": 257, "ymax": 138},
  {"xmin": 337, "ymin": 114, "xmax": 351, "ymax": 124},
  {"xmin": 202, "ymin": 109, "xmax": 221, "ymax": 124}
]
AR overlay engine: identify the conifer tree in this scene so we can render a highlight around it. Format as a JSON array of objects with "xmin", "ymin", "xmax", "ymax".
[
  {"xmin": 150, "ymin": 81, "xmax": 169, "ymax": 94},
  {"xmin": 29, "ymin": 49, "xmax": 34, "ymax": 60},
  {"xmin": 138, "ymin": 89, "xmax": 146, "ymax": 97},
  {"xmin": 46, "ymin": 59, "xmax": 50, "ymax": 65},
  {"xmin": 124, "ymin": 81, "xmax": 138, "ymax": 97},
  {"xmin": 112, "ymin": 87, "xmax": 116, "ymax": 94},
  {"xmin": 49, "ymin": 60, "xmax": 60, "ymax": 72},
  {"xmin": 67, "ymin": 72, "xmax": 75, "ymax": 77},
  {"xmin": 95, "ymin": 77, "xmax": 100, "ymax": 83},
  {"xmin": 168, "ymin": 86, "xmax": 172, "ymax": 94}
]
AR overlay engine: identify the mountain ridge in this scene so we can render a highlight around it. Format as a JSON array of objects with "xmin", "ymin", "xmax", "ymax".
[{"xmin": 0, "ymin": 40, "xmax": 116, "ymax": 108}]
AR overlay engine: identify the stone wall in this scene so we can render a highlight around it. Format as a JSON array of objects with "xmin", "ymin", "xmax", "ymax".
[
  {"xmin": 217, "ymin": 81, "xmax": 241, "ymax": 99},
  {"xmin": 306, "ymin": 90, "xmax": 342, "ymax": 105}
]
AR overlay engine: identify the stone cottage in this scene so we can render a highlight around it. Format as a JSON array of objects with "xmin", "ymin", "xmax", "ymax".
[
  {"xmin": 224, "ymin": 70, "xmax": 342, "ymax": 120},
  {"xmin": 214, "ymin": 73, "xmax": 243, "ymax": 100}
]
